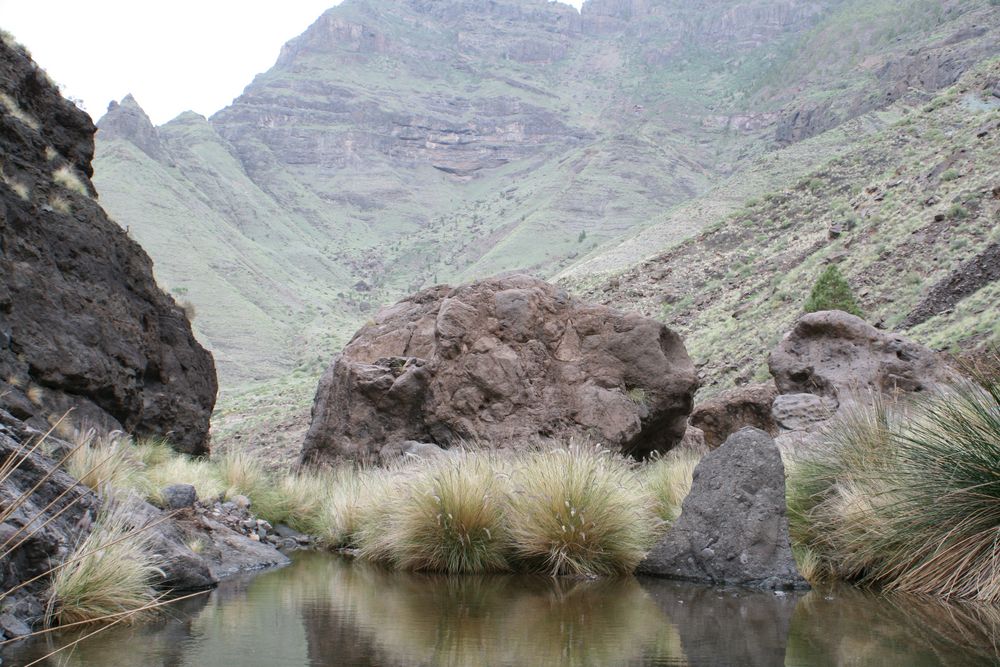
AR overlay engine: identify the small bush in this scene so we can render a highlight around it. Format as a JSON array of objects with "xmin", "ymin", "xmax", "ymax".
[
  {"xmin": 948, "ymin": 204, "xmax": 969, "ymax": 220},
  {"xmin": 941, "ymin": 168, "xmax": 960, "ymax": 182},
  {"xmin": 507, "ymin": 445, "xmax": 657, "ymax": 576},
  {"xmin": 216, "ymin": 451, "xmax": 285, "ymax": 522},
  {"xmin": 65, "ymin": 430, "xmax": 144, "ymax": 493},
  {"xmin": 146, "ymin": 455, "xmax": 223, "ymax": 505},
  {"xmin": 804, "ymin": 265, "xmax": 863, "ymax": 317},
  {"xmin": 49, "ymin": 193, "xmax": 71, "ymax": 214},
  {"xmin": 0, "ymin": 91, "xmax": 39, "ymax": 130}
]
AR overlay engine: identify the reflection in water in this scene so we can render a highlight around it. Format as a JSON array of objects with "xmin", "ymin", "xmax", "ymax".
[{"xmin": 4, "ymin": 552, "xmax": 999, "ymax": 666}]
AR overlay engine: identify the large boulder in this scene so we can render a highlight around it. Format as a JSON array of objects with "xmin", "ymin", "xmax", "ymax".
[
  {"xmin": 637, "ymin": 427, "xmax": 807, "ymax": 590},
  {"xmin": 688, "ymin": 382, "xmax": 778, "ymax": 449},
  {"xmin": 302, "ymin": 275, "xmax": 698, "ymax": 463},
  {"xmin": 768, "ymin": 311, "xmax": 953, "ymax": 410},
  {"xmin": 0, "ymin": 40, "xmax": 216, "ymax": 454}
]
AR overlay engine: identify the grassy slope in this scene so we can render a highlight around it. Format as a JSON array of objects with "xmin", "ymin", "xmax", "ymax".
[{"xmin": 567, "ymin": 60, "xmax": 1000, "ymax": 397}]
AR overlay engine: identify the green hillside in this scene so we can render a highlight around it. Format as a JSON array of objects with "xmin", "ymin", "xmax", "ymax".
[{"xmin": 87, "ymin": 0, "xmax": 1000, "ymax": 453}]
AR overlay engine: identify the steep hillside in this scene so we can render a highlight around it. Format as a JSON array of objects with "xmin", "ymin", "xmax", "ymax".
[
  {"xmin": 92, "ymin": 0, "xmax": 1000, "ymax": 389},
  {"xmin": 566, "ymin": 59, "xmax": 1000, "ymax": 396}
]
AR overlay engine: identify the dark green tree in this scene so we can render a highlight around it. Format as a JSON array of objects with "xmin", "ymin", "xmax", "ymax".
[{"xmin": 804, "ymin": 265, "xmax": 863, "ymax": 317}]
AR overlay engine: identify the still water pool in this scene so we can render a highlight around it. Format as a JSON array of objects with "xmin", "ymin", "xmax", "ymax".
[{"xmin": 4, "ymin": 551, "xmax": 999, "ymax": 666}]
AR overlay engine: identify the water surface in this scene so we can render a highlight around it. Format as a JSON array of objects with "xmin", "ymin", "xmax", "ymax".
[{"xmin": 5, "ymin": 552, "xmax": 999, "ymax": 666}]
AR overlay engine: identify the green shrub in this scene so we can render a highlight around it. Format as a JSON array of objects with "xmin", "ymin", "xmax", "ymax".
[{"xmin": 803, "ymin": 265, "xmax": 863, "ymax": 317}]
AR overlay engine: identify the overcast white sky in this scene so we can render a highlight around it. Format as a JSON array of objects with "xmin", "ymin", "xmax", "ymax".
[{"xmin": 1, "ymin": 1, "xmax": 585, "ymax": 126}]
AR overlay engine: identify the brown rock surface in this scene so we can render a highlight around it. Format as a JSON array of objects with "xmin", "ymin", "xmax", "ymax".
[
  {"xmin": 768, "ymin": 311, "xmax": 953, "ymax": 407},
  {"xmin": 688, "ymin": 382, "xmax": 778, "ymax": 448},
  {"xmin": 0, "ymin": 40, "xmax": 217, "ymax": 454},
  {"xmin": 302, "ymin": 275, "xmax": 697, "ymax": 463}
]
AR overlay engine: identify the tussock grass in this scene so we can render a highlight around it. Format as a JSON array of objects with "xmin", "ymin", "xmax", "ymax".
[
  {"xmin": 45, "ymin": 497, "xmax": 163, "ymax": 626},
  {"xmin": 507, "ymin": 445, "xmax": 658, "ymax": 576},
  {"xmin": 0, "ymin": 91, "xmax": 40, "ymax": 130},
  {"xmin": 52, "ymin": 165, "xmax": 88, "ymax": 196},
  {"xmin": 144, "ymin": 455, "xmax": 223, "ymax": 505},
  {"xmin": 391, "ymin": 453, "xmax": 511, "ymax": 573},
  {"xmin": 49, "ymin": 193, "xmax": 71, "ymax": 214},
  {"xmin": 64, "ymin": 430, "xmax": 143, "ymax": 494},
  {"xmin": 787, "ymin": 358, "xmax": 1000, "ymax": 601},
  {"xmin": 643, "ymin": 449, "xmax": 700, "ymax": 525}
]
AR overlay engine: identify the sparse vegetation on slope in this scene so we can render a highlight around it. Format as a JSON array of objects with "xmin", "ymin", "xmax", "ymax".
[{"xmin": 570, "ymin": 59, "xmax": 1000, "ymax": 396}]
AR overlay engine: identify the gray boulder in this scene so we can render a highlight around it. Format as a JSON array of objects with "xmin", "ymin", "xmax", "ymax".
[
  {"xmin": 769, "ymin": 310, "xmax": 953, "ymax": 407},
  {"xmin": 637, "ymin": 427, "xmax": 807, "ymax": 590}
]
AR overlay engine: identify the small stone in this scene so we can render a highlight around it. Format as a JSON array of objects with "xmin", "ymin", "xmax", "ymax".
[
  {"xmin": 0, "ymin": 611, "xmax": 32, "ymax": 638},
  {"xmin": 231, "ymin": 495, "xmax": 251, "ymax": 510},
  {"xmin": 249, "ymin": 532, "xmax": 260, "ymax": 542},
  {"xmin": 160, "ymin": 484, "xmax": 198, "ymax": 510}
]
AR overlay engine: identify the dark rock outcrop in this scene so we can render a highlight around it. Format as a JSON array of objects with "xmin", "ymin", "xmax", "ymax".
[
  {"xmin": 688, "ymin": 382, "xmax": 778, "ymax": 448},
  {"xmin": 899, "ymin": 241, "xmax": 1000, "ymax": 329},
  {"xmin": 0, "ymin": 39, "xmax": 217, "ymax": 454},
  {"xmin": 0, "ymin": 409, "xmax": 288, "ymax": 639},
  {"xmin": 769, "ymin": 310, "xmax": 954, "ymax": 408},
  {"xmin": 302, "ymin": 275, "xmax": 698, "ymax": 463},
  {"xmin": 637, "ymin": 427, "xmax": 807, "ymax": 590}
]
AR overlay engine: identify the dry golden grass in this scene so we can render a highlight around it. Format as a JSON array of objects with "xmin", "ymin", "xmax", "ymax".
[
  {"xmin": 45, "ymin": 497, "xmax": 163, "ymax": 627},
  {"xmin": 52, "ymin": 165, "xmax": 88, "ymax": 196}
]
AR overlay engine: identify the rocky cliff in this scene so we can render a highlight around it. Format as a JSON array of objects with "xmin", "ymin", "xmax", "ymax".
[{"xmin": 0, "ymin": 38, "xmax": 217, "ymax": 454}]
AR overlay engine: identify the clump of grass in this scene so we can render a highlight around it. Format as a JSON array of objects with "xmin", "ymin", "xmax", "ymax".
[
  {"xmin": 788, "ymin": 360, "xmax": 1000, "ymax": 601},
  {"xmin": 144, "ymin": 455, "xmax": 223, "ymax": 505},
  {"xmin": 46, "ymin": 497, "xmax": 163, "ymax": 626},
  {"xmin": 65, "ymin": 430, "xmax": 144, "ymax": 494},
  {"xmin": 643, "ymin": 449, "xmax": 700, "ymax": 525},
  {"xmin": 391, "ymin": 453, "xmax": 511, "ymax": 573},
  {"xmin": 506, "ymin": 444, "xmax": 657, "ymax": 576},
  {"xmin": 0, "ymin": 91, "xmax": 40, "ymax": 130},
  {"xmin": 52, "ymin": 165, "xmax": 88, "ymax": 196},
  {"xmin": 215, "ymin": 451, "xmax": 286, "ymax": 520},
  {"xmin": 49, "ymin": 193, "xmax": 71, "ymax": 214}
]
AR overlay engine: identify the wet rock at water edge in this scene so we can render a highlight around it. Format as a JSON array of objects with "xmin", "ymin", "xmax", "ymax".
[{"xmin": 637, "ymin": 427, "xmax": 808, "ymax": 590}]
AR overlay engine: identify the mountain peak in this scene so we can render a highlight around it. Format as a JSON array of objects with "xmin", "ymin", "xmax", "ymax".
[{"xmin": 97, "ymin": 94, "xmax": 166, "ymax": 161}]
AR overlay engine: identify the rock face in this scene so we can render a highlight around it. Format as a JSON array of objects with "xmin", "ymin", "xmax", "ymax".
[
  {"xmin": 637, "ymin": 427, "xmax": 807, "ymax": 590},
  {"xmin": 770, "ymin": 393, "xmax": 836, "ymax": 431},
  {"xmin": 302, "ymin": 275, "xmax": 698, "ymax": 463},
  {"xmin": 0, "ymin": 40, "xmax": 217, "ymax": 454},
  {"xmin": 769, "ymin": 310, "xmax": 953, "ymax": 409},
  {"xmin": 688, "ymin": 382, "xmax": 778, "ymax": 448}
]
